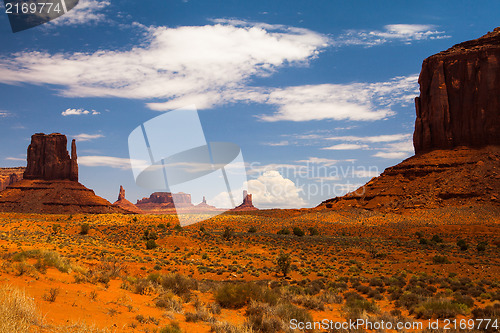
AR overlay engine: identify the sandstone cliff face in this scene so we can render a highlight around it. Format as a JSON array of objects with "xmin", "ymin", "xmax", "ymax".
[
  {"xmin": 24, "ymin": 133, "xmax": 78, "ymax": 181},
  {"xmin": 414, "ymin": 27, "xmax": 500, "ymax": 154}
]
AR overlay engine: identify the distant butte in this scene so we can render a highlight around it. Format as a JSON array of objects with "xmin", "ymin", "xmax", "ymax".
[
  {"xmin": 0, "ymin": 133, "xmax": 128, "ymax": 214},
  {"xmin": 321, "ymin": 28, "xmax": 500, "ymax": 211},
  {"xmin": 112, "ymin": 185, "xmax": 144, "ymax": 214},
  {"xmin": 231, "ymin": 190, "xmax": 258, "ymax": 211}
]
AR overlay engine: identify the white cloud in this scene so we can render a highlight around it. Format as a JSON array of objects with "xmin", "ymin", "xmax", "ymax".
[
  {"xmin": 248, "ymin": 170, "xmax": 306, "ymax": 208},
  {"xmin": 353, "ymin": 170, "xmax": 380, "ymax": 178},
  {"xmin": 73, "ymin": 133, "xmax": 104, "ymax": 141},
  {"xmin": 296, "ymin": 157, "xmax": 339, "ymax": 166},
  {"xmin": 5, "ymin": 157, "xmax": 25, "ymax": 161},
  {"xmin": 0, "ymin": 21, "xmax": 327, "ymax": 111},
  {"xmin": 50, "ymin": 0, "xmax": 110, "ymax": 26},
  {"xmin": 258, "ymin": 75, "xmax": 419, "ymax": 122},
  {"xmin": 0, "ymin": 110, "xmax": 12, "ymax": 117},
  {"xmin": 62, "ymin": 108, "xmax": 100, "ymax": 116},
  {"xmin": 333, "ymin": 24, "xmax": 449, "ymax": 47},
  {"xmin": 326, "ymin": 134, "xmax": 411, "ymax": 143},
  {"xmin": 372, "ymin": 151, "xmax": 410, "ymax": 159},
  {"xmin": 78, "ymin": 156, "xmax": 148, "ymax": 169},
  {"xmin": 322, "ymin": 144, "xmax": 369, "ymax": 150},
  {"xmin": 263, "ymin": 140, "xmax": 289, "ymax": 146}
]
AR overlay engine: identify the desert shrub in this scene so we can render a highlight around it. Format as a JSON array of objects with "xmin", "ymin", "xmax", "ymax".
[
  {"xmin": 456, "ymin": 239, "xmax": 468, "ymax": 251},
  {"xmin": 477, "ymin": 241, "xmax": 487, "ymax": 252},
  {"xmin": 80, "ymin": 223, "xmax": 90, "ymax": 235},
  {"xmin": 431, "ymin": 235, "xmax": 443, "ymax": 243},
  {"xmin": 215, "ymin": 283, "xmax": 278, "ymax": 309},
  {"xmin": 413, "ymin": 298, "xmax": 468, "ymax": 319},
  {"xmin": 291, "ymin": 294, "xmax": 325, "ymax": 310},
  {"xmin": 211, "ymin": 321, "xmax": 252, "ymax": 333},
  {"xmin": 419, "ymin": 238, "xmax": 429, "ymax": 245},
  {"xmin": 344, "ymin": 297, "xmax": 378, "ymax": 317},
  {"xmin": 432, "ymin": 255, "xmax": 450, "ymax": 264},
  {"xmin": 222, "ymin": 227, "xmax": 234, "ymax": 241},
  {"xmin": 415, "ymin": 231, "xmax": 423, "ymax": 238},
  {"xmin": 275, "ymin": 302, "xmax": 313, "ymax": 324},
  {"xmin": 145, "ymin": 239, "xmax": 158, "ymax": 250},
  {"xmin": 292, "ymin": 227, "xmax": 305, "ymax": 237},
  {"xmin": 277, "ymin": 228, "xmax": 290, "ymax": 235},
  {"xmin": 472, "ymin": 303, "xmax": 500, "ymax": 332},
  {"xmin": 308, "ymin": 227, "xmax": 319, "ymax": 236},
  {"xmin": 245, "ymin": 301, "xmax": 282, "ymax": 333},
  {"xmin": 396, "ymin": 291, "xmax": 423, "ymax": 310},
  {"xmin": 319, "ymin": 291, "xmax": 343, "ymax": 304},
  {"xmin": 185, "ymin": 305, "xmax": 213, "ymax": 323},
  {"xmin": 161, "ymin": 273, "xmax": 198, "ymax": 300},
  {"xmin": 143, "ymin": 229, "xmax": 158, "ymax": 241},
  {"xmin": 0, "ymin": 285, "xmax": 39, "ymax": 333},
  {"xmin": 248, "ymin": 226, "xmax": 257, "ymax": 233},
  {"xmin": 155, "ymin": 292, "xmax": 183, "ymax": 312},
  {"xmin": 43, "ymin": 288, "xmax": 59, "ymax": 302},
  {"xmin": 452, "ymin": 293, "xmax": 474, "ymax": 308},
  {"xmin": 159, "ymin": 322, "xmax": 182, "ymax": 333},
  {"xmin": 276, "ymin": 252, "xmax": 292, "ymax": 277},
  {"xmin": 173, "ymin": 224, "xmax": 183, "ymax": 232}
]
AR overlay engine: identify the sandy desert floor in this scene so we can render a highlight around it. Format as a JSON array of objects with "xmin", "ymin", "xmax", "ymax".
[{"xmin": 0, "ymin": 205, "xmax": 498, "ymax": 332}]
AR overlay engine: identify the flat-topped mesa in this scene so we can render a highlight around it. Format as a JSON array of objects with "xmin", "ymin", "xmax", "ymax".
[
  {"xmin": 414, "ymin": 27, "xmax": 500, "ymax": 154},
  {"xmin": 23, "ymin": 133, "xmax": 78, "ymax": 181}
]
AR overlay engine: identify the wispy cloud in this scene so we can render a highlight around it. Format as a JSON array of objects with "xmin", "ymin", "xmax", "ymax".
[
  {"xmin": 372, "ymin": 140, "xmax": 414, "ymax": 159},
  {"xmin": 326, "ymin": 134, "xmax": 411, "ymax": 143},
  {"xmin": 62, "ymin": 108, "xmax": 100, "ymax": 116},
  {"xmin": 262, "ymin": 140, "xmax": 289, "ymax": 146},
  {"xmin": 333, "ymin": 24, "xmax": 450, "ymax": 47},
  {"xmin": 72, "ymin": 133, "xmax": 104, "ymax": 141},
  {"xmin": 295, "ymin": 157, "xmax": 339, "ymax": 166},
  {"xmin": 78, "ymin": 156, "xmax": 147, "ymax": 169},
  {"xmin": 322, "ymin": 143, "xmax": 369, "ymax": 150},
  {"xmin": 50, "ymin": 0, "xmax": 110, "ymax": 26},
  {"xmin": 258, "ymin": 75, "xmax": 419, "ymax": 122},
  {"xmin": 0, "ymin": 110, "xmax": 12, "ymax": 117},
  {"xmin": 0, "ymin": 21, "xmax": 327, "ymax": 111},
  {"xmin": 5, "ymin": 157, "xmax": 25, "ymax": 161}
]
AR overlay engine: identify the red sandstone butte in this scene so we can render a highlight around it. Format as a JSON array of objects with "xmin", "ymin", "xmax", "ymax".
[
  {"xmin": 112, "ymin": 185, "xmax": 144, "ymax": 214},
  {"xmin": 232, "ymin": 190, "xmax": 258, "ymax": 211},
  {"xmin": 414, "ymin": 27, "xmax": 500, "ymax": 154},
  {"xmin": 0, "ymin": 133, "xmax": 127, "ymax": 214},
  {"xmin": 321, "ymin": 28, "xmax": 500, "ymax": 211}
]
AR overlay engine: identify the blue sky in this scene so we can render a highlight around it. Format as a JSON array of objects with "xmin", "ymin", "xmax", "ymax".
[{"xmin": 0, "ymin": 0, "xmax": 498, "ymax": 208}]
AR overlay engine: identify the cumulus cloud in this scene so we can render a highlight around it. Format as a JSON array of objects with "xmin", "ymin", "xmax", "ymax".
[
  {"xmin": 50, "ymin": 0, "xmax": 110, "ymax": 26},
  {"xmin": 248, "ymin": 170, "xmax": 306, "ymax": 208},
  {"xmin": 333, "ymin": 24, "xmax": 450, "ymax": 47},
  {"xmin": 0, "ymin": 21, "xmax": 327, "ymax": 111},
  {"xmin": 62, "ymin": 108, "xmax": 100, "ymax": 116},
  {"xmin": 72, "ymin": 133, "xmax": 104, "ymax": 141},
  {"xmin": 78, "ymin": 156, "xmax": 148, "ymax": 169},
  {"xmin": 258, "ymin": 75, "xmax": 419, "ymax": 122}
]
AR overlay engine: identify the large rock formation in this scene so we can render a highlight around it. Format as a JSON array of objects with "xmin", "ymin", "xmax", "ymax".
[
  {"xmin": 232, "ymin": 190, "xmax": 258, "ymax": 211},
  {"xmin": 0, "ymin": 167, "xmax": 24, "ymax": 191},
  {"xmin": 0, "ymin": 133, "xmax": 127, "ymax": 214},
  {"xmin": 24, "ymin": 133, "xmax": 78, "ymax": 181},
  {"xmin": 414, "ymin": 27, "xmax": 500, "ymax": 154},
  {"xmin": 136, "ymin": 192, "xmax": 193, "ymax": 213},
  {"xmin": 321, "ymin": 28, "xmax": 500, "ymax": 211},
  {"xmin": 112, "ymin": 185, "xmax": 144, "ymax": 214}
]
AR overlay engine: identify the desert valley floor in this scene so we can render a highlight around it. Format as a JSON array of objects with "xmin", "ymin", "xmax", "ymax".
[{"xmin": 0, "ymin": 206, "xmax": 498, "ymax": 332}]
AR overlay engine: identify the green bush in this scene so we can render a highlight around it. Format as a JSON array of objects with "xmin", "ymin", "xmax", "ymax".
[
  {"xmin": 413, "ymin": 298, "xmax": 468, "ymax": 319},
  {"xmin": 276, "ymin": 252, "xmax": 292, "ymax": 277},
  {"xmin": 277, "ymin": 228, "xmax": 290, "ymax": 235},
  {"xmin": 432, "ymin": 255, "xmax": 450, "ymax": 264},
  {"xmin": 215, "ymin": 283, "xmax": 278, "ymax": 309},
  {"xmin": 222, "ymin": 227, "xmax": 233, "ymax": 240},
  {"xmin": 292, "ymin": 227, "xmax": 305, "ymax": 237},
  {"xmin": 160, "ymin": 322, "xmax": 182, "ymax": 333},
  {"xmin": 80, "ymin": 223, "xmax": 90, "ymax": 235},
  {"xmin": 457, "ymin": 239, "xmax": 468, "ymax": 251},
  {"xmin": 146, "ymin": 239, "xmax": 158, "ymax": 250},
  {"xmin": 308, "ymin": 227, "xmax": 319, "ymax": 236},
  {"xmin": 477, "ymin": 241, "xmax": 487, "ymax": 252}
]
